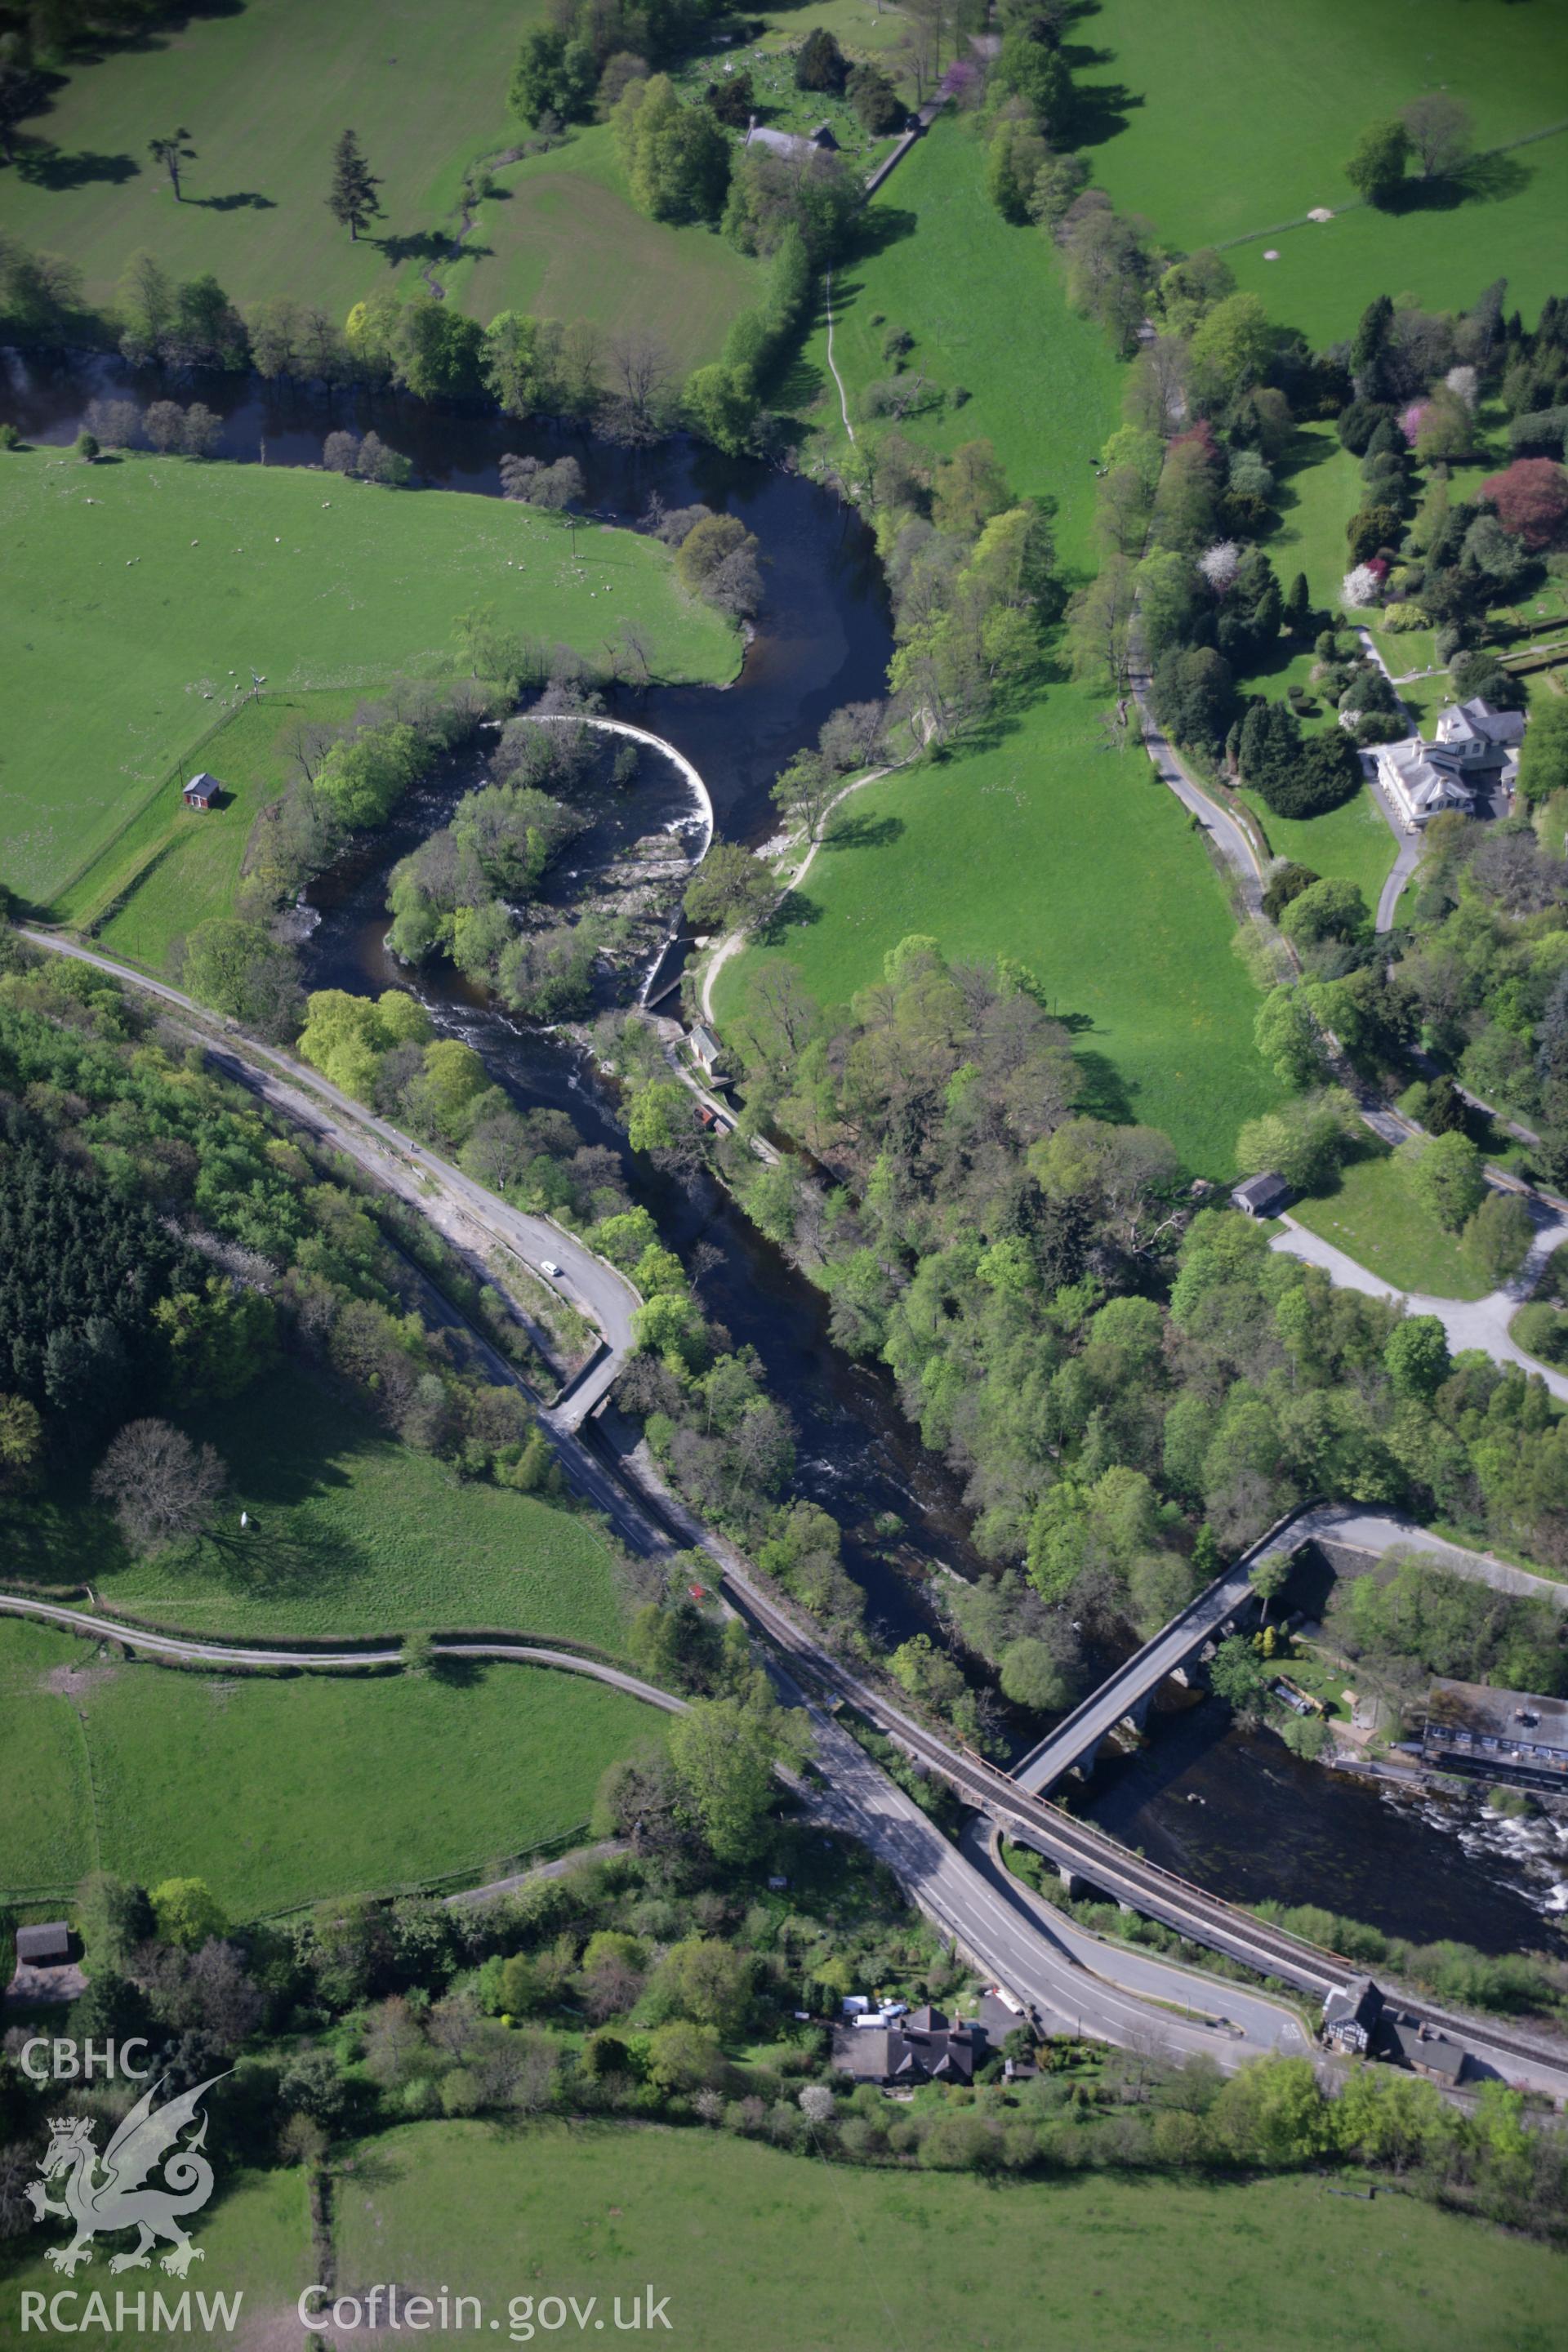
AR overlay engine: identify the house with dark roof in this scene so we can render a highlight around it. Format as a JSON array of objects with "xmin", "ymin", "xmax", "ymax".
[
  {"xmin": 1231, "ymin": 1172, "xmax": 1290, "ymax": 1219},
  {"xmin": 831, "ymin": 2003, "xmax": 987, "ymax": 2085},
  {"xmin": 1418, "ymin": 1677, "xmax": 1568, "ymax": 1791},
  {"xmin": 1385, "ymin": 2017, "xmax": 1467, "ymax": 2084},
  {"xmin": 182, "ymin": 772, "xmax": 221, "ymax": 809},
  {"xmin": 1321, "ymin": 1977, "xmax": 1468, "ymax": 2081}
]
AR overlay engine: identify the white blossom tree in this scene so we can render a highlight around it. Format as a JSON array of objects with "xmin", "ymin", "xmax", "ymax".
[{"xmin": 1198, "ymin": 540, "xmax": 1241, "ymax": 593}]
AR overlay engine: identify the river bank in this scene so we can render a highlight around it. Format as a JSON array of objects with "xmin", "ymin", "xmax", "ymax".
[{"xmin": 9, "ymin": 346, "xmax": 1563, "ymax": 1958}]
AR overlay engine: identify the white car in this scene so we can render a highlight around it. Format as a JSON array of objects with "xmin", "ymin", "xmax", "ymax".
[{"xmin": 539, "ymin": 1259, "xmax": 563, "ymax": 1279}]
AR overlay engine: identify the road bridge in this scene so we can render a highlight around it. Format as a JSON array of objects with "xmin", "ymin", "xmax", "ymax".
[
  {"xmin": 1011, "ymin": 1503, "xmax": 1568, "ymax": 1796},
  {"xmin": 1010, "ymin": 1521, "xmax": 1285, "ymax": 1794}
]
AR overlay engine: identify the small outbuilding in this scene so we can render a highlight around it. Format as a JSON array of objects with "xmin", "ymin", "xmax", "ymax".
[
  {"xmin": 688, "ymin": 1024, "xmax": 726, "ymax": 1080},
  {"xmin": 1231, "ymin": 1171, "xmax": 1290, "ymax": 1219},
  {"xmin": 183, "ymin": 772, "xmax": 221, "ymax": 809},
  {"xmin": 7, "ymin": 1918, "xmax": 84, "ymax": 2005},
  {"xmin": 15, "ymin": 1922, "xmax": 70, "ymax": 1965}
]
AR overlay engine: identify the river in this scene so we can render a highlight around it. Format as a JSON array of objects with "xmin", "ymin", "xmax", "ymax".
[{"xmin": 9, "ymin": 348, "xmax": 1565, "ymax": 1957}]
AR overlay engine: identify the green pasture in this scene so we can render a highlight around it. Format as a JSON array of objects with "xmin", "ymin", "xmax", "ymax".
[
  {"xmin": 0, "ymin": 2166, "xmax": 310, "ymax": 2348},
  {"xmin": 1223, "ymin": 139, "xmax": 1568, "ymax": 353},
  {"xmin": 0, "ymin": 0, "xmax": 528, "ymax": 318},
  {"xmin": 807, "ymin": 115, "xmax": 1126, "ymax": 569},
  {"xmin": 0, "ymin": 0, "xmax": 776, "ymax": 370},
  {"xmin": 714, "ymin": 683, "xmax": 1285, "ymax": 1174},
  {"xmin": 439, "ymin": 124, "xmax": 763, "ymax": 368},
  {"xmin": 0, "ymin": 1619, "xmax": 97, "ymax": 1899},
  {"xmin": 334, "ymin": 2118, "xmax": 1568, "ymax": 2352},
  {"xmin": 1087, "ymin": 0, "xmax": 1568, "ymax": 335},
  {"xmin": 89, "ymin": 688, "xmax": 357, "ymax": 964},
  {"xmin": 0, "ymin": 1615, "xmax": 665, "ymax": 1917},
  {"xmin": 1289, "ymin": 1147, "xmax": 1492, "ymax": 1301},
  {"xmin": 751, "ymin": 0, "xmax": 911, "ymax": 70},
  {"xmin": 0, "ymin": 449, "xmax": 737, "ymax": 911},
  {"xmin": 0, "ymin": 1367, "xmax": 630, "ymax": 1650}
]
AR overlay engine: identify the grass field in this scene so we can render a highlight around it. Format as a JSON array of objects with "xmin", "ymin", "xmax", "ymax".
[
  {"xmin": 334, "ymin": 2117, "xmax": 1568, "ymax": 2352},
  {"xmin": 435, "ymin": 123, "xmax": 763, "ymax": 368},
  {"xmin": 1088, "ymin": 0, "xmax": 1568, "ymax": 339},
  {"xmin": 0, "ymin": 0, "xmax": 526, "ymax": 319},
  {"xmin": 0, "ymin": 2165, "xmax": 310, "ymax": 2348},
  {"xmin": 89, "ymin": 687, "xmax": 357, "ymax": 961},
  {"xmin": 1290, "ymin": 1146, "xmax": 1491, "ymax": 1300},
  {"xmin": 0, "ymin": 0, "xmax": 766, "ymax": 370},
  {"xmin": 714, "ymin": 684, "xmax": 1285, "ymax": 1174},
  {"xmin": 0, "ymin": 448, "xmax": 737, "ymax": 911},
  {"xmin": 806, "ymin": 115, "xmax": 1127, "ymax": 569},
  {"xmin": 0, "ymin": 1367, "xmax": 630, "ymax": 1649},
  {"xmin": 0, "ymin": 1615, "xmax": 666, "ymax": 1915},
  {"xmin": 0, "ymin": 1620, "xmax": 96, "ymax": 1899}
]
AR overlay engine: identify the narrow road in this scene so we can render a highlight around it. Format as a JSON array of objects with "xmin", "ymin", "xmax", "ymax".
[
  {"xmin": 445, "ymin": 1839, "xmax": 627, "ymax": 1909},
  {"xmin": 1127, "ymin": 662, "xmax": 1265, "ymax": 916},
  {"xmin": 0, "ymin": 1592, "xmax": 685, "ymax": 1708},
  {"xmin": 1269, "ymin": 1503, "xmax": 1568, "ymax": 1606},
  {"xmin": 807, "ymin": 1705, "xmax": 1312, "ymax": 2067},
  {"xmin": 1375, "ymin": 833, "xmax": 1421, "ymax": 933},
  {"xmin": 823, "ymin": 268, "xmax": 856, "ymax": 443},
  {"xmin": 972, "ymin": 1822, "xmax": 1312, "ymax": 2056},
  {"xmin": 22, "ymin": 929, "xmax": 640, "ymax": 1430},
  {"xmin": 1271, "ymin": 1209, "xmax": 1568, "ymax": 1402}
]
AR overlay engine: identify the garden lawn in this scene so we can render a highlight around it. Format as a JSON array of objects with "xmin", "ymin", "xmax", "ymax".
[
  {"xmin": 1086, "ymin": 0, "xmax": 1568, "ymax": 336},
  {"xmin": 334, "ymin": 2118, "xmax": 1567, "ymax": 2352},
  {"xmin": 1238, "ymin": 780, "xmax": 1398, "ymax": 909},
  {"xmin": 0, "ymin": 2165, "xmax": 310, "ymax": 2348},
  {"xmin": 0, "ymin": 1366, "xmax": 630, "ymax": 1650},
  {"xmin": 807, "ymin": 114, "xmax": 1126, "ymax": 569},
  {"xmin": 1289, "ymin": 1147, "xmax": 1491, "ymax": 1300},
  {"xmin": 0, "ymin": 1615, "xmax": 666, "ymax": 1918},
  {"xmin": 0, "ymin": 449, "xmax": 737, "ymax": 911},
  {"xmin": 714, "ymin": 684, "xmax": 1285, "ymax": 1174},
  {"xmin": 91, "ymin": 688, "xmax": 359, "ymax": 964}
]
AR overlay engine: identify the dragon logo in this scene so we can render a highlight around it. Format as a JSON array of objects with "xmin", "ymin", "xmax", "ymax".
[{"xmin": 24, "ymin": 2073, "xmax": 228, "ymax": 2277}]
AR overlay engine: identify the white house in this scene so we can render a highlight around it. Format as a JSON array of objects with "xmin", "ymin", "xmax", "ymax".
[{"xmin": 1373, "ymin": 695, "xmax": 1525, "ymax": 831}]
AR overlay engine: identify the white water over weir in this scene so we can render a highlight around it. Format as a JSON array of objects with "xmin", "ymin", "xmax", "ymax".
[{"xmin": 488, "ymin": 714, "xmax": 716, "ymax": 1005}]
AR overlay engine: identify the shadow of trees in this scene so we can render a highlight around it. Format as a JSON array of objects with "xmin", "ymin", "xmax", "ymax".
[
  {"xmin": 822, "ymin": 809, "xmax": 905, "ymax": 852},
  {"xmin": 1382, "ymin": 148, "xmax": 1534, "ymax": 212},
  {"xmin": 14, "ymin": 143, "xmax": 140, "ymax": 189},
  {"xmin": 190, "ymin": 189, "xmax": 277, "ymax": 212}
]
